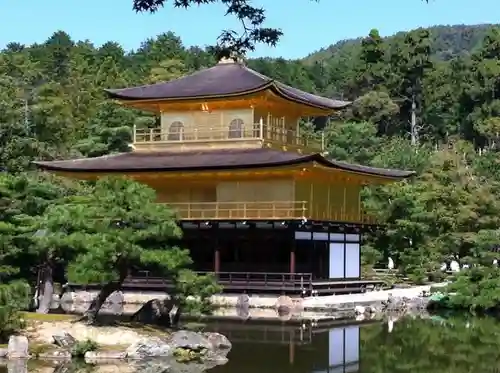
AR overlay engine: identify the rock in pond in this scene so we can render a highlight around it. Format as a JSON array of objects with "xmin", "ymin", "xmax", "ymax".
[
  {"xmin": 52, "ymin": 332, "xmax": 77, "ymax": 349},
  {"xmin": 38, "ymin": 349, "xmax": 72, "ymax": 360},
  {"xmin": 7, "ymin": 360, "xmax": 27, "ymax": 373},
  {"xmin": 126, "ymin": 331, "xmax": 232, "ymax": 361},
  {"xmin": 85, "ymin": 350, "xmax": 127, "ymax": 363},
  {"xmin": 126, "ymin": 336, "xmax": 173, "ymax": 359},
  {"xmin": 0, "ymin": 348, "xmax": 8, "ymax": 358},
  {"xmin": 169, "ymin": 330, "xmax": 212, "ymax": 351},
  {"xmin": 7, "ymin": 336, "xmax": 29, "ymax": 359},
  {"xmin": 354, "ymin": 305, "xmax": 365, "ymax": 315}
]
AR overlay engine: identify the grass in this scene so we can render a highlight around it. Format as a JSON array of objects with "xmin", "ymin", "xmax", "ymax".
[
  {"xmin": 97, "ymin": 344, "xmax": 129, "ymax": 352},
  {"xmin": 21, "ymin": 312, "xmax": 77, "ymax": 322},
  {"xmin": 28, "ymin": 343, "xmax": 57, "ymax": 357},
  {"xmin": 117, "ymin": 321, "xmax": 170, "ymax": 337}
]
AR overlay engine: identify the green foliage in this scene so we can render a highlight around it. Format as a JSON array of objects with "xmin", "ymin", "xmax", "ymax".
[
  {"xmin": 175, "ymin": 270, "xmax": 222, "ymax": 314},
  {"xmin": 71, "ymin": 339, "xmax": 98, "ymax": 358},
  {"xmin": 32, "ymin": 177, "xmax": 218, "ymax": 318},
  {"xmin": 0, "ymin": 172, "xmax": 83, "ymax": 281},
  {"xmin": 323, "ymin": 121, "xmax": 381, "ymax": 164},
  {"xmin": 436, "ymin": 267, "xmax": 500, "ymax": 312},
  {"xmin": 0, "ymin": 281, "xmax": 31, "ymax": 342},
  {"xmin": 360, "ymin": 316, "xmax": 500, "ymax": 373},
  {"xmin": 35, "ymin": 177, "xmax": 187, "ymax": 284},
  {"xmin": 363, "ymin": 145, "xmax": 500, "ymax": 277}
]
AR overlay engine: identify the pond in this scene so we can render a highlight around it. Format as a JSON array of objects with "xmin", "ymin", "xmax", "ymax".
[
  {"xmin": 207, "ymin": 315, "xmax": 500, "ymax": 373},
  {"xmin": 11, "ymin": 315, "xmax": 500, "ymax": 373}
]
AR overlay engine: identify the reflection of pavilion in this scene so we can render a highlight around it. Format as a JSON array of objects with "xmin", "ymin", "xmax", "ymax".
[{"xmin": 208, "ymin": 320, "xmax": 374, "ymax": 373}]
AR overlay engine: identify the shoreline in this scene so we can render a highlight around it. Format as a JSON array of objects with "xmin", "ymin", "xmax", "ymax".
[{"xmin": 58, "ymin": 282, "xmax": 446, "ymax": 310}]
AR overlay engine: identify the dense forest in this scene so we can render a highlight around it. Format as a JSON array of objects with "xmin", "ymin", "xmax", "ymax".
[{"xmin": 1, "ymin": 22, "xmax": 500, "ymax": 322}]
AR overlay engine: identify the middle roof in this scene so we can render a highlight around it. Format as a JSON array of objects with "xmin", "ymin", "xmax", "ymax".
[{"xmin": 105, "ymin": 58, "xmax": 350, "ymax": 112}]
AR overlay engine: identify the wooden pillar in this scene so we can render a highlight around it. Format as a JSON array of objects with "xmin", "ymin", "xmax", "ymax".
[
  {"xmin": 214, "ymin": 247, "xmax": 220, "ymax": 273},
  {"xmin": 290, "ymin": 242, "xmax": 296, "ymax": 274}
]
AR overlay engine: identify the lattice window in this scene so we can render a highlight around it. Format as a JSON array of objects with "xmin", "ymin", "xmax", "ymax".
[
  {"xmin": 228, "ymin": 118, "xmax": 244, "ymax": 139},
  {"xmin": 168, "ymin": 121, "xmax": 184, "ymax": 141}
]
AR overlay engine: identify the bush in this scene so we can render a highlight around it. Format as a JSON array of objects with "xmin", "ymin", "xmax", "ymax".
[
  {"xmin": 0, "ymin": 281, "xmax": 31, "ymax": 342},
  {"xmin": 434, "ymin": 266, "xmax": 500, "ymax": 312},
  {"xmin": 71, "ymin": 339, "xmax": 99, "ymax": 358},
  {"xmin": 407, "ymin": 268, "xmax": 428, "ymax": 285}
]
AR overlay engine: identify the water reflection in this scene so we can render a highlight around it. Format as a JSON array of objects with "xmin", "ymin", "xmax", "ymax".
[
  {"xmin": 208, "ymin": 320, "xmax": 366, "ymax": 373},
  {"xmin": 12, "ymin": 315, "xmax": 500, "ymax": 373},
  {"xmin": 209, "ymin": 315, "xmax": 500, "ymax": 373}
]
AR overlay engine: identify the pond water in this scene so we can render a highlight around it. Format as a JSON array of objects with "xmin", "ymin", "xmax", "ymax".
[
  {"xmin": 10, "ymin": 315, "xmax": 500, "ymax": 373},
  {"xmin": 207, "ymin": 315, "xmax": 493, "ymax": 373}
]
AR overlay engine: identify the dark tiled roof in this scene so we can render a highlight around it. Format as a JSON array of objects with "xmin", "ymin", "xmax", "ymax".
[
  {"xmin": 33, "ymin": 149, "xmax": 414, "ymax": 179},
  {"xmin": 105, "ymin": 61, "xmax": 350, "ymax": 111}
]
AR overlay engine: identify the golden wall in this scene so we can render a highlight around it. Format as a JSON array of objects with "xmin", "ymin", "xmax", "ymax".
[
  {"xmin": 253, "ymin": 108, "xmax": 300, "ymax": 132},
  {"xmin": 294, "ymin": 179, "xmax": 362, "ymax": 223},
  {"xmin": 160, "ymin": 109, "xmax": 255, "ymax": 140},
  {"xmin": 155, "ymin": 178, "xmax": 297, "ymax": 220},
  {"xmin": 155, "ymin": 179, "xmax": 294, "ymax": 204},
  {"xmin": 153, "ymin": 174, "xmax": 366, "ymax": 223}
]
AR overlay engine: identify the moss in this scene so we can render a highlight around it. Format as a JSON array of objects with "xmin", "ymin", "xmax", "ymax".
[
  {"xmin": 29, "ymin": 343, "xmax": 56, "ymax": 358},
  {"xmin": 183, "ymin": 322, "xmax": 206, "ymax": 332},
  {"xmin": 21, "ymin": 312, "xmax": 77, "ymax": 322},
  {"xmin": 117, "ymin": 321, "xmax": 170, "ymax": 337},
  {"xmin": 173, "ymin": 347, "xmax": 205, "ymax": 363},
  {"xmin": 97, "ymin": 344, "xmax": 129, "ymax": 352}
]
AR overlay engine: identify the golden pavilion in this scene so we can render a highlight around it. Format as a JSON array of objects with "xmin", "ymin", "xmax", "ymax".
[{"xmin": 34, "ymin": 58, "xmax": 413, "ymax": 295}]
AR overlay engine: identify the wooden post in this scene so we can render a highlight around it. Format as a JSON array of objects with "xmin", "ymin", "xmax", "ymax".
[
  {"xmin": 290, "ymin": 242, "xmax": 296, "ymax": 274},
  {"xmin": 214, "ymin": 247, "xmax": 220, "ymax": 274},
  {"xmin": 289, "ymin": 330, "xmax": 295, "ymax": 364}
]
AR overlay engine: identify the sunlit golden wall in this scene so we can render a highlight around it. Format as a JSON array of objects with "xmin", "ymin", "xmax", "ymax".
[
  {"xmin": 294, "ymin": 178, "xmax": 362, "ymax": 223},
  {"xmin": 160, "ymin": 109, "xmax": 255, "ymax": 139},
  {"xmin": 155, "ymin": 178, "xmax": 295, "ymax": 203}
]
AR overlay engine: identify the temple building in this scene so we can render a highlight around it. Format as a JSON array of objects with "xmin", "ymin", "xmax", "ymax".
[{"xmin": 34, "ymin": 58, "xmax": 414, "ymax": 295}]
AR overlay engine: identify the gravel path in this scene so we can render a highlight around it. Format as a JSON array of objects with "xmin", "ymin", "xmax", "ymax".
[{"xmin": 302, "ymin": 283, "xmax": 447, "ymax": 309}]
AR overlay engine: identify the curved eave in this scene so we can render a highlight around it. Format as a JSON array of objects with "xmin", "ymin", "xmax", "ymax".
[
  {"xmin": 270, "ymin": 84, "xmax": 352, "ymax": 111},
  {"xmin": 103, "ymin": 81, "xmax": 274, "ymax": 102},
  {"xmin": 32, "ymin": 153, "xmax": 413, "ymax": 180},
  {"xmin": 105, "ymin": 84, "xmax": 351, "ymax": 112},
  {"xmin": 312, "ymin": 158, "xmax": 416, "ymax": 180}
]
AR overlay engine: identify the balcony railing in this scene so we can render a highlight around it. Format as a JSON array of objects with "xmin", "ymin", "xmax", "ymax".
[
  {"xmin": 165, "ymin": 201, "xmax": 376, "ymax": 224},
  {"xmin": 169, "ymin": 201, "xmax": 308, "ymax": 220},
  {"xmin": 133, "ymin": 123, "xmax": 324, "ymax": 151}
]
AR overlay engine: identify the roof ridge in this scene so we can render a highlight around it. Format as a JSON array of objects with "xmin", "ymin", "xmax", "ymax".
[{"xmin": 105, "ymin": 65, "xmax": 220, "ymax": 93}]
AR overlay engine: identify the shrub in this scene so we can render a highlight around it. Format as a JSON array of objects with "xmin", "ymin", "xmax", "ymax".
[
  {"xmin": 0, "ymin": 281, "xmax": 31, "ymax": 342},
  {"xmin": 435, "ymin": 266, "xmax": 500, "ymax": 312},
  {"xmin": 71, "ymin": 339, "xmax": 99, "ymax": 358}
]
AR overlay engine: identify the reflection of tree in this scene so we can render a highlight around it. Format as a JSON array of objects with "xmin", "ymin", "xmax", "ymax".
[{"xmin": 360, "ymin": 316, "xmax": 500, "ymax": 373}]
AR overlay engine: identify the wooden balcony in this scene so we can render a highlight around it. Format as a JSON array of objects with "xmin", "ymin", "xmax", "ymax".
[
  {"xmin": 169, "ymin": 201, "xmax": 308, "ymax": 220},
  {"xmin": 166, "ymin": 201, "xmax": 377, "ymax": 224},
  {"xmin": 133, "ymin": 123, "xmax": 324, "ymax": 152}
]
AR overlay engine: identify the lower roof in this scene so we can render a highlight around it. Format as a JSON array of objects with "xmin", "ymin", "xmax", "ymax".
[{"xmin": 33, "ymin": 149, "xmax": 415, "ymax": 179}]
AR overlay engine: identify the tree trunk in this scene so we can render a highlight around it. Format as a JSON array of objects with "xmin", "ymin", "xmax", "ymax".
[
  {"xmin": 36, "ymin": 264, "xmax": 54, "ymax": 314},
  {"xmin": 83, "ymin": 266, "xmax": 128, "ymax": 324},
  {"xmin": 410, "ymin": 94, "xmax": 418, "ymax": 146},
  {"xmin": 130, "ymin": 297, "xmax": 181, "ymax": 327}
]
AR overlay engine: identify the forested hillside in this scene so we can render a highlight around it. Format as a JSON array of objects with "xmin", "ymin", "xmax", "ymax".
[
  {"xmin": 1, "ymin": 23, "xmax": 500, "ymax": 284},
  {"xmin": 305, "ymin": 24, "xmax": 496, "ymax": 64}
]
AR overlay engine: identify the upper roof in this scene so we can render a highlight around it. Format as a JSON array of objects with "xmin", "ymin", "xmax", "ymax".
[
  {"xmin": 33, "ymin": 149, "xmax": 415, "ymax": 179},
  {"xmin": 105, "ymin": 59, "xmax": 351, "ymax": 111}
]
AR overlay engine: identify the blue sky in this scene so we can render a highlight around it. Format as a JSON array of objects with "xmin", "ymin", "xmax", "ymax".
[{"xmin": 1, "ymin": 0, "xmax": 498, "ymax": 58}]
